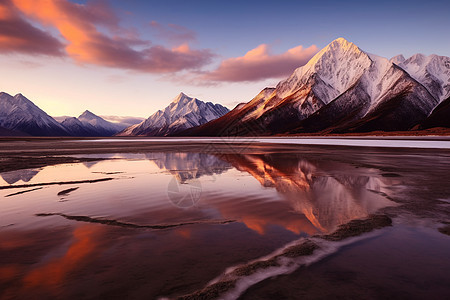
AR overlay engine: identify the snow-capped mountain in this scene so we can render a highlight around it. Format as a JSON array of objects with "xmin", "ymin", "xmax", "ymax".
[
  {"xmin": 186, "ymin": 38, "xmax": 442, "ymax": 135},
  {"xmin": 394, "ymin": 53, "xmax": 450, "ymax": 102},
  {"xmin": 61, "ymin": 117, "xmax": 97, "ymax": 136},
  {"xmin": 0, "ymin": 92, "xmax": 69, "ymax": 136},
  {"xmin": 61, "ymin": 110, "xmax": 127, "ymax": 136},
  {"xmin": 77, "ymin": 110, "xmax": 127, "ymax": 136},
  {"xmin": 117, "ymin": 92, "xmax": 229, "ymax": 136}
]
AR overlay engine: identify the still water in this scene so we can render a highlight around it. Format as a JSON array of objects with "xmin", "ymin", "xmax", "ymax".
[{"xmin": 1, "ymin": 144, "xmax": 449, "ymax": 299}]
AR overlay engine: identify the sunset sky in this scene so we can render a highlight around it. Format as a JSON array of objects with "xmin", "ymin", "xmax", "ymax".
[{"xmin": 1, "ymin": 0, "xmax": 449, "ymax": 118}]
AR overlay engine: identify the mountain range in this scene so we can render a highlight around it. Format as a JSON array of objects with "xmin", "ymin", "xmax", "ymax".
[
  {"xmin": 1, "ymin": 38, "xmax": 449, "ymax": 137},
  {"xmin": 185, "ymin": 38, "xmax": 450, "ymax": 136},
  {"xmin": 0, "ymin": 91, "xmax": 229, "ymax": 137},
  {"xmin": 117, "ymin": 92, "xmax": 229, "ymax": 136},
  {"xmin": 0, "ymin": 92, "xmax": 69, "ymax": 136},
  {"xmin": 61, "ymin": 110, "xmax": 128, "ymax": 136},
  {"xmin": 0, "ymin": 92, "xmax": 141, "ymax": 137}
]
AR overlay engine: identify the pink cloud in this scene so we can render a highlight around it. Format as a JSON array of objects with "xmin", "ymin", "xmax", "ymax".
[
  {"xmin": 204, "ymin": 43, "xmax": 319, "ymax": 82},
  {"xmin": 150, "ymin": 20, "xmax": 197, "ymax": 44},
  {"xmin": 0, "ymin": 0, "xmax": 65, "ymax": 56},
  {"xmin": 5, "ymin": 0, "xmax": 213, "ymax": 73}
]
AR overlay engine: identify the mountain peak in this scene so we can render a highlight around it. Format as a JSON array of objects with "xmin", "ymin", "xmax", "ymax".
[
  {"xmin": 0, "ymin": 92, "xmax": 12, "ymax": 98},
  {"xmin": 13, "ymin": 93, "xmax": 30, "ymax": 103},
  {"xmin": 173, "ymin": 92, "xmax": 190, "ymax": 103},
  {"xmin": 79, "ymin": 110, "xmax": 97, "ymax": 119},
  {"xmin": 0, "ymin": 92, "xmax": 68, "ymax": 136},
  {"xmin": 277, "ymin": 37, "xmax": 370, "ymax": 104},
  {"xmin": 325, "ymin": 37, "xmax": 361, "ymax": 54},
  {"xmin": 118, "ymin": 94, "xmax": 229, "ymax": 136},
  {"xmin": 390, "ymin": 54, "xmax": 406, "ymax": 65},
  {"xmin": 404, "ymin": 53, "xmax": 429, "ymax": 66},
  {"xmin": 300, "ymin": 37, "xmax": 364, "ymax": 72},
  {"xmin": 330, "ymin": 37, "xmax": 353, "ymax": 47}
]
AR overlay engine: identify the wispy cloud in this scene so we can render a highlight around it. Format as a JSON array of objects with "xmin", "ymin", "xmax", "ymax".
[
  {"xmin": 2, "ymin": 0, "xmax": 213, "ymax": 73},
  {"xmin": 150, "ymin": 20, "xmax": 196, "ymax": 44},
  {"xmin": 0, "ymin": 0, "xmax": 65, "ymax": 56},
  {"xmin": 203, "ymin": 43, "xmax": 319, "ymax": 82}
]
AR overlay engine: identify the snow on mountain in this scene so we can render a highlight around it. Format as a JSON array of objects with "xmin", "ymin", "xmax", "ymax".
[
  {"xmin": 77, "ymin": 110, "xmax": 127, "ymax": 136},
  {"xmin": 389, "ymin": 54, "xmax": 406, "ymax": 65},
  {"xmin": 241, "ymin": 38, "xmax": 373, "ymax": 122},
  {"xmin": 279, "ymin": 38, "xmax": 372, "ymax": 102},
  {"xmin": 395, "ymin": 53, "xmax": 450, "ymax": 102},
  {"xmin": 187, "ymin": 38, "xmax": 441, "ymax": 135},
  {"xmin": 0, "ymin": 92, "xmax": 69, "ymax": 136},
  {"xmin": 117, "ymin": 92, "xmax": 229, "ymax": 136},
  {"xmin": 56, "ymin": 113, "xmax": 143, "ymax": 136},
  {"xmin": 53, "ymin": 116, "xmax": 72, "ymax": 123},
  {"xmin": 61, "ymin": 117, "xmax": 97, "ymax": 136}
]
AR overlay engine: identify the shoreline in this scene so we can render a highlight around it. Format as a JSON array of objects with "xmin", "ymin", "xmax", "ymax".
[{"xmin": 1, "ymin": 139, "xmax": 450, "ymax": 173}]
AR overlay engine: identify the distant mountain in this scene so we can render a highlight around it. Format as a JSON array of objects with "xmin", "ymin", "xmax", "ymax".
[
  {"xmin": 61, "ymin": 110, "xmax": 127, "ymax": 136},
  {"xmin": 185, "ymin": 38, "xmax": 444, "ymax": 136},
  {"xmin": 0, "ymin": 169, "xmax": 40, "ymax": 184},
  {"xmin": 53, "ymin": 116, "xmax": 72, "ymax": 123},
  {"xmin": 77, "ymin": 110, "xmax": 127, "ymax": 136},
  {"xmin": 99, "ymin": 115, "xmax": 145, "ymax": 128},
  {"xmin": 117, "ymin": 92, "xmax": 229, "ymax": 136},
  {"xmin": 0, "ymin": 92, "xmax": 69, "ymax": 136},
  {"xmin": 61, "ymin": 117, "xmax": 97, "ymax": 136},
  {"xmin": 0, "ymin": 92, "xmax": 149, "ymax": 137},
  {"xmin": 394, "ymin": 54, "xmax": 450, "ymax": 102}
]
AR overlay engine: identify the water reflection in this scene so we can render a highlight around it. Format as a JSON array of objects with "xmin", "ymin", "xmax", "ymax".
[
  {"xmin": 23, "ymin": 225, "xmax": 103, "ymax": 291},
  {"xmin": 146, "ymin": 152, "xmax": 231, "ymax": 182},
  {"xmin": 1, "ymin": 169, "xmax": 40, "ymax": 184},
  {"xmin": 219, "ymin": 153, "xmax": 395, "ymax": 233},
  {"xmin": 0, "ymin": 148, "xmax": 404, "ymax": 299}
]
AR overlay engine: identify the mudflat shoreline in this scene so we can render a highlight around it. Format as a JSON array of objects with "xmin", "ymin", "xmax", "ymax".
[{"xmin": 1, "ymin": 137, "xmax": 450, "ymax": 173}]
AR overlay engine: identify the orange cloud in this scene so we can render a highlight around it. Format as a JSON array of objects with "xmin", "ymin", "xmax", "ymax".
[
  {"xmin": 6, "ymin": 0, "xmax": 213, "ymax": 73},
  {"xmin": 0, "ymin": 0, "xmax": 64, "ymax": 56},
  {"xmin": 204, "ymin": 43, "xmax": 319, "ymax": 82}
]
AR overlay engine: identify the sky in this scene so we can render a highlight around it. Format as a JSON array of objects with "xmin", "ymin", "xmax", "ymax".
[{"xmin": 1, "ymin": 0, "xmax": 449, "ymax": 118}]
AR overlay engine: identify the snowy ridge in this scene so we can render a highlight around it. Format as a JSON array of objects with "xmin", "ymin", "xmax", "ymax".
[
  {"xmin": 389, "ymin": 54, "xmax": 406, "ymax": 65},
  {"xmin": 61, "ymin": 110, "xmax": 127, "ymax": 136},
  {"xmin": 189, "ymin": 37, "xmax": 447, "ymax": 136},
  {"xmin": 396, "ymin": 53, "xmax": 450, "ymax": 102},
  {"xmin": 360, "ymin": 53, "xmax": 406, "ymax": 112},
  {"xmin": 280, "ymin": 38, "xmax": 371, "ymax": 102},
  {"xmin": 0, "ymin": 92, "xmax": 68, "ymax": 136},
  {"xmin": 118, "ymin": 92, "xmax": 229, "ymax": 136},
  {"xmin": 241, "ymin": 38, "xmax": 374, "ymax": 122},
  {"xmin": 78, "ymin": 110, "xmax": 127, "ymax": 133}
]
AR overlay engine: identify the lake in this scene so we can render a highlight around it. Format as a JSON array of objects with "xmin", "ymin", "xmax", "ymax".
[{"xmin": 0, "ymin": 139, "xmax": 449, "ymax": 299}]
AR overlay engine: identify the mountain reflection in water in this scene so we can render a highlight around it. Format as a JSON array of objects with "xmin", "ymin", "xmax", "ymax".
[
  {"xmin": 0, "ymin": 147, "xmax": 410, "ymax": 299},
  {"xmin": 146, "ymin": 151, "xmax": 396, "ymax": 234}
]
